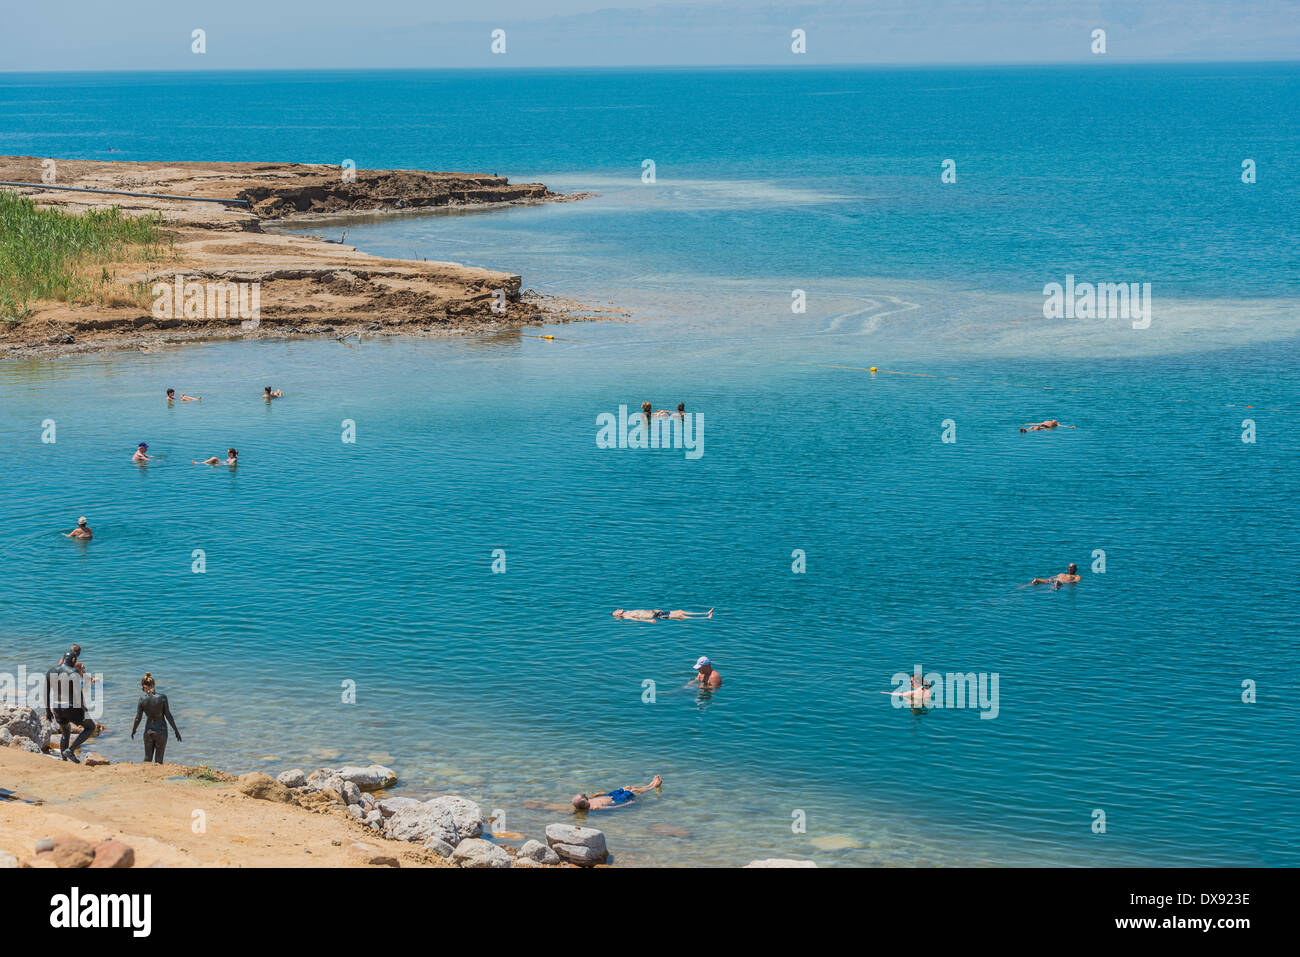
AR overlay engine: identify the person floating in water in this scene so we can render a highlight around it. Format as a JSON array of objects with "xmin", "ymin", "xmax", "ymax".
[
  {"xmin": 1029, "ymin": 563, "xmax": 1082, "ymax": 590},
  {"xmin": 687, "ymin": 655, "xmax": 722, "ymax": 688},
  {"xmin": 131, "ymin": 672, "xmax": 182, "ymax": 764},
  {"xmin": 194, "ymin": 448, "xmax": 238, "ymax": 466},
  {"xmin": 63, "ymin": 516, "xmax": 93, "ymax": 540},
  {"xmin": 263, "ymin": 386, "xmax": 283, "ymax": 399},
  {"xmin": 653, "ymin": 402, "xmax": 686, "ymax": 417},
  {"xmin": 132, "ymin": 442, "xmax": 155, "ymax": 463},
  {"xmin": 1020, "ymin": 419, "xmax": 1075, "ymax": 432},
  {"xmin": 611, "ymin": 608, "xmax": 713, "ymax": 622},
  {"xmin": 44, "ymin": 644, "xmax": 97, "ymax": 762},
  {"xmin": 572, "ymin": 775, "xmax": 663, "ymax": 812},
  {"xmin": 166, "ymin": 389, "xmax": 200, "ymax": 402}
]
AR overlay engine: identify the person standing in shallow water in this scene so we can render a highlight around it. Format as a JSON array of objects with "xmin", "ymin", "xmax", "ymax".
[{"xmin": 132, "ymin": 672, "xmax": 182, "ymax": 763}]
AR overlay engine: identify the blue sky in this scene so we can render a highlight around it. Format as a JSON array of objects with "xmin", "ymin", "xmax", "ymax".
[{"xmin": 2, "ymin": 0, "xmax": 1297, "ymax": 71}]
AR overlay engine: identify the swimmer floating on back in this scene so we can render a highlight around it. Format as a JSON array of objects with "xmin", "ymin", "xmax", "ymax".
[
  {"xmin": 572, "ymin": 775, "xmax": 662, "ymax": 812},
  {"xmin": 1020, "ymin": 419, "xmax": 1075, "ymax": 432},
  {"xmin": 263, "ymin": 386, "xmax": 283, "ymax": 399},
  {"xmin": 1029, "ymin": 563, "xmax": 1081, "ymax": 590},
  {"xmin": 194, "ymin": 448, "xmax": 238, "ymax": 466},
  {"xmin": 166, "ymin": 389, "xmax": 200, "ymax": 402},
  {"xmin": 612, "ymin": 608, "xmax": 713, "ymax": 622},
  {"xmin": 653, "ymin": 402, "xmax": 686, "ymax": 417}
]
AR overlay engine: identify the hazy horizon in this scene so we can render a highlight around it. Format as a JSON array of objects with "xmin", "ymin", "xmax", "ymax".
[{"xmin": 3, "ymin": 0, "xmax": 1297, "ymax": 72}]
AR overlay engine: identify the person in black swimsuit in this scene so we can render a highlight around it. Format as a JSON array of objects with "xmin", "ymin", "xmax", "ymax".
[
  {"xmin": 131, "ymin": 672, "xmax": 182, "ymax": 763},
  {"xmin": 44, "ymin": 644, "xmax": 98, "ymax": 763}
]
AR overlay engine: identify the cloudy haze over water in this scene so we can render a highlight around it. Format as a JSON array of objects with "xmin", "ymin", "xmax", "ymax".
[{"xmin": 3, "ymin": 0, "xmax": 1298, "ymax": 71}]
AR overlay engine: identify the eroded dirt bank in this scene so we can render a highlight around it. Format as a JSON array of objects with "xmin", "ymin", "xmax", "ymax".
[{"xmin": 0, "ymin": 157, "xmax": 614, "ymax": 358}]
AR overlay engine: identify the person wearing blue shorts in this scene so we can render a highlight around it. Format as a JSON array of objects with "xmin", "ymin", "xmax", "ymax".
[{"xmin": 572, "ymin": 775, "xmax": 663, "ymax": 811}]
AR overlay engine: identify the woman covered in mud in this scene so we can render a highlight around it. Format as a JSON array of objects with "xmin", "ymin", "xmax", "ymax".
[{"xmin": 131, "ymin": 672, "xmax": 182, "ymax": 764}]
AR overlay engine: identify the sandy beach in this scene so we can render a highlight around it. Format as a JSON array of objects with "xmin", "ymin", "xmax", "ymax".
[
  {"xmin": 0, "ymin": 747, "xmax": 452, "ymax": 868},
  {"xmin": 0, "ymin": 156, "xmax": 610, "ymax": 359}
]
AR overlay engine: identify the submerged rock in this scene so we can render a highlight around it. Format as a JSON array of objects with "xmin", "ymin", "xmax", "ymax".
[{"xmin": 744, "ymin": 859, "xmax": 818, "ymax": 868}]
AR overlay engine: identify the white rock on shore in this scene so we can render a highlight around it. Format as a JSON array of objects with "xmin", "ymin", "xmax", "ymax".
[
  {"xmin": 545, "ymin": 823, "xmax": 608, "ymax": 867},
  {"xmin": 426, "ymin": 796, "xmax": 484, "ymax": 842},
  {"xmin": 450, "ymin": 838, "xmax": 512, "ymax": 869},
  {"xmin": 518, "ymin": 839, "xmax": 562, "ymax": 865},
  {"xmin": 378, "ymin": 796, "xmax": 421, "ymax": 818},
  {"xmin": 277, "ymin": 769, "xmax": 307, "ymax": 789},
  {"xmin": 423, "ymin": 838, "xmax": 454, "ymax": 858},
  {"xmin": 386, "ymin": 801, "xmax": 460, "ymax": 847}
]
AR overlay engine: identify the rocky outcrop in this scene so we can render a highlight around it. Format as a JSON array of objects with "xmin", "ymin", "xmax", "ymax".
[
  {"xmin": 426, "ymin": 796, "xmax": 484, "ymax": 842},
  {"xmin": 234, "ymin": 169, "xmax": 554, "ymax": 221},
  {"xmin": 0, "ymin": 706, "xmax": 43, "ymax": 745},
  {"xmin": 386, "ymin": 801, "xmax": 459, "ymax": 848}
]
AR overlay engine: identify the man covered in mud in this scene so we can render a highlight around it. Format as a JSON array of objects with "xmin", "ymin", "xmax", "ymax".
[{"xmin": 44, "ymin": 644, "xmax": 97, "ymax": 762}]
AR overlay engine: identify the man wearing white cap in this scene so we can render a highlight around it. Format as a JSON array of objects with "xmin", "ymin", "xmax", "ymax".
[
  {"xmin": 688, "ymin": 656, "xmax": 722, "ymax": 688},
  {"xmin": 64, "ymin": 517, "xmax": 93, "ymax": 540}
]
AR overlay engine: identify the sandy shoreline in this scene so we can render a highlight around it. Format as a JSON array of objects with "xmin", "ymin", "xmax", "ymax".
[
  {"xmin": 0, "ymin": 747, "xmax": 452, "ymax": 868},
  {"xmin": 0, "ymin": 156, "xmax": 620, "ymax": 359}
]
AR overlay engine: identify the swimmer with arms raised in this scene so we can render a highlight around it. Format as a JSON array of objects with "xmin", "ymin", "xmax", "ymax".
[
  {"xmin": 1029, "ymin": 563, "xmax": 1082, "ymax": 590},
  {"xmin": 612, "ymin": 608, "xmax": 713, "ymax": 622},
  {"xmin": 572, "ymin": 775, "xmax": 663, "ymax": 812}
]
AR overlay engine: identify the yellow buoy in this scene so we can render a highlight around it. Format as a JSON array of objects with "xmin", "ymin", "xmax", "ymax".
[
  {"xmin": 869, "ymin": 367, "xmax": 878, "ymax": 373},
  {"xmin": 543, "ymin": 335, "xmax": 554, "ymax": 340}
]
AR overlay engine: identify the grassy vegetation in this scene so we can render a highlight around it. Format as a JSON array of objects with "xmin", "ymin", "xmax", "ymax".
[{"xmin": 0, "ymin": 189, "xmax": 171, "ymax": 322}]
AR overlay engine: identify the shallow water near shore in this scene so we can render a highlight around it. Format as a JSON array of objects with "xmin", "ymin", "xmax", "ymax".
[{"xmin": 2, "ymin": 64, "xmax": 1299, "ymax": 866}]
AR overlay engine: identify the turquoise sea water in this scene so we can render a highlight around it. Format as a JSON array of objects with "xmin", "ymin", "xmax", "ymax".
[{"xmin": 1, "ymin": 66, "xmax": 1298, "ymax": 866}]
